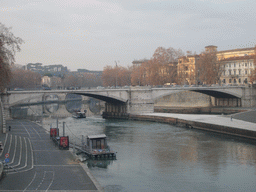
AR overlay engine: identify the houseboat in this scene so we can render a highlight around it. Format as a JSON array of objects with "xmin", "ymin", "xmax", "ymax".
[{"xmin": 77, "ymin": 134, "xmax": 116, "ymax": 159}]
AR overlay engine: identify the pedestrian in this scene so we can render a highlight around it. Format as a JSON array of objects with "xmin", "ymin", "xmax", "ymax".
[{"xmin": 9, "ymin": 126, "xmax": 11, "ymax": 131}]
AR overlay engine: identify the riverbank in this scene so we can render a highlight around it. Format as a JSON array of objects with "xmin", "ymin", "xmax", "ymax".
[
  {"xmin": 129, "ymin": 111, "xmax": 256, "ymax": 140},
  {"xmin": 0, "ymin": 119, "xmax": 103, "ymax": 191},
  {"xmin": 154, "ymin": 106, "xmax": 248, "ymax": 114}
]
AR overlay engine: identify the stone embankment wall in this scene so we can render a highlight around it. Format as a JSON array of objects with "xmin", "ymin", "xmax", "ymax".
[
  {"xmin": 154, "ymin": 106, "xmax": 247, "ymax": 114},
  {"xmin": 0, "ymin": 101, "xmax": 6, "ymax": 133},
  {"xmin": 129, "ymin": 114, "xmax": 256, "ymax": 140},
  {"xmin": 154, "ymin": 91, "xmax": 212, "ymax": 107}
]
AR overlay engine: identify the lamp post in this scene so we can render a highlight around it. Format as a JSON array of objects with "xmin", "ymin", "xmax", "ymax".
[{"xmin": 115, "ymin": 61, "xmax": 119, "ymax": 87}]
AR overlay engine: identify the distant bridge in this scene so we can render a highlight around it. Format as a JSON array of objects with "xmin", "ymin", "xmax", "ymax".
[{"xmin": 2, "ymin": 85, "xmax": 256, "ymax": 118}]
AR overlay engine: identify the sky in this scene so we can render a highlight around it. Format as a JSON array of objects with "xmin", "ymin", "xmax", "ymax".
[{"xmin": 1, "ymin": 0, "xmax": 256, "ymax": 71}]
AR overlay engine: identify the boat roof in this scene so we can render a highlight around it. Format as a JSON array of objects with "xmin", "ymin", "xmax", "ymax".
[{"xmin": 87, "ymin": 134, "xmax": 106, "ymax": 139}]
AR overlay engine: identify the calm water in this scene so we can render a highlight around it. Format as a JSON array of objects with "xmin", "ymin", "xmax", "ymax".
[{"xmin": 43, "ymin": 116, "xmax": 256, "ymax": 192}]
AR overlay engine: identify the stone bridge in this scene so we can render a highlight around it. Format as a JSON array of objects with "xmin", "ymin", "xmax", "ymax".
[{"xmin": 1, "ymin": 86, "xmax": 256, "ymax": 118}]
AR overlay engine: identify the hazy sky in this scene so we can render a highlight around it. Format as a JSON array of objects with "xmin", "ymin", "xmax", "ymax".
[{"xmin": 1, "ymin": 0, "xmax": 256, "ymax": 71}]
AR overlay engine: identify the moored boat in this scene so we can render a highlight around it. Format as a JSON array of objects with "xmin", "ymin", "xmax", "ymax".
[{"xmin": 72, "ymin": 110, "xmax": 86, "ymax": 118}]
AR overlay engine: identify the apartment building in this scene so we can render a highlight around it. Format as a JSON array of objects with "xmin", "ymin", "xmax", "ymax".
[
  {"xmin": 220, "ymin": 55, "xmax": 255, "ymax": 84},
  {"xmin": 177, "ymin": 54, "xmax": 200, "ymax": 85}
]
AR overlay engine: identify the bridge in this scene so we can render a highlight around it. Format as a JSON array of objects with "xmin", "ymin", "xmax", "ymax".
[{"xmin": 1, "ymin": 85, "xmax": 255, "ymax": 116}]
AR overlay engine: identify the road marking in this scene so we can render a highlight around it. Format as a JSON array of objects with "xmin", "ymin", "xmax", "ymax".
[
  {"xmin": 16, "ymin": 138, "xmax": 28, "ymax": 170},
  {"xmin": 9, "ymin": 135, "xmax": 17, "ymax": 164},
  {"xmin": 8, "ymin": 137, "xmax": 34, "ymax": 174},
  {"xmin": 28, "ymin": 124, "xmax": 42, "ymax": 139},
  {"xmin": 20, "ymin": 122, "xmax": 31, "ymax": 138},
  {"xmin": 7, "ymin": 134, "xmax": 12, "ymax": 154},
  {"xmin": 22, "ymin": 171, "xmax": 37, "ymax": 192},
  {"xmin": 12, "ymin": 136, "xmax": 22, "ymax": 168},
  {"xmin": 46, "ymin": 171, "xmax": 55, "ymax": 191},
  {"xmin": 0, "ymin": 133, "xmax": 8, "ymax": 157}
]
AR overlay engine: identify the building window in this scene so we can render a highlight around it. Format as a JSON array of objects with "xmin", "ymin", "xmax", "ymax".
[
  {"xmin": 229, "ymin": 70, "xmax": 232, "ymax": 75},
  {"xmin": 234, "ymin": 79, "xmax": 236, "ymax": 83},
  {"xmin": 234, "ymin": 70, "xmax": 236, "ymax": 75},
  {"xmin": 229, "ymin": 79, "xmax": 232, "ymax": 83},
  {"xmin": 223, "ymin": 79, "xmax": 226, "ymax": 83},
  {"xmin": 239, "ymin": 70, "xmax": 241, "ymax": 75},
  {"xmin": 239, "ymin": 63, "xmax": 241, "ymax": 67},
  {"xmin": 239, "ymin": 79, "xmax": 241, "ymax": 83},
  {"xmin": 229, "ymin": 63, "xmax": 231, "ymax": 67},
  {"xmin": 223, "ymin": 71, "xmax": 225, "ymax": 76},
  {"xmin": 245, "ymin": 70, "xmax": 247, "ymax": 75},
  {"xmin": 234, "ymin": 63, "xmax": 236, "ymax": 67},
  {"xmin": 245, "ymin": 63, "xmax": 247, "ymax": 67}
]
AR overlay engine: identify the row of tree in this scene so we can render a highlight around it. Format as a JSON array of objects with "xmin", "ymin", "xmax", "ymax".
[
  {"xmin": 8, "ymin": 67, "xmax": 102, "ymax": 90},
  {"xmin": 102, "ymin": 47, "xmax": 184, "ymax": 86},
  {"xmin": 102, "ymin": 46, "xmax": 256, "ymax": 87}
]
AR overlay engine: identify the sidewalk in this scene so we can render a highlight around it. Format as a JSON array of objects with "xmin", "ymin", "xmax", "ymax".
[
  {"xmin": 137, "ymin": 112, "xmax": 256, "ymax": 131},
  {"xmin": 0, "ymin": 119, "xmax": 103, "ymax": 192}
]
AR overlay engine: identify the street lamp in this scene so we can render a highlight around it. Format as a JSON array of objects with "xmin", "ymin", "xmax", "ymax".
[{"xmin": 115, "ymin": 61, "xmax": 119, "ymax": 87}]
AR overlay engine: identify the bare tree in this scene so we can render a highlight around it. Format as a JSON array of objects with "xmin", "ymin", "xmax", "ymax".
[
  {"xmin": 102, "ymin": 65, "xmax": 132, "ymax": 87},
  {"xmin": 197, "ymin": 50, "xmax": 223, "ymax": 85},
  {"xmin": 139, "ymin": 47, "xmax": 183, "ymax": 86},
  {"xmin": 0, "ymin": 23, "xmax": 23, "ymax": 92},
  {"xmin": 9, "ymin": 68, "xmax": 41, "ymax": 89}
]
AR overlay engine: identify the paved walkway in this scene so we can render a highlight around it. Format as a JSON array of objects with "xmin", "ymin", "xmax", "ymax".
[
  {"xmin": 233, "ymin": 109, "xmax": 256, "ymax": 123},
  {"xmin": 0, "ymin": 120, "xmax": 103, "ymax": 192},
  {"xmin": 138, "ymin": 111, "xmax": 256, "ymax": 131}
]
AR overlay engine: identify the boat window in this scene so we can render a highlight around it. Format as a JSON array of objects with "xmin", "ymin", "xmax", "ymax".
[
  {"xmin": 92, "ymin": 140, "xmax": 97, "ymax": 149},
  {"xmin": 101, "ymin": 139, "xmax": 105, "ymax": 149},
  {"xmin": 97, "ymin": 140, "xmax": 101, "ymax": 149}
]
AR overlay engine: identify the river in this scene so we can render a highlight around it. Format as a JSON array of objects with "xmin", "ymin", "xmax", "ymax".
[
  {"xmin": 12, "ymin": 100, "xmax": 256, "ymax": 192},
  {"xmin": 42, "ymin": 116, "xmax": 256, "ymax": 192}
]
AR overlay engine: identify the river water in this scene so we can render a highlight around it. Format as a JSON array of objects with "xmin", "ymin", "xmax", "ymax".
[
  {"xmin": 42, "ymin": 116, "xmax": 256, "ymax": 192},
  {"xmin": 12, "ymin": 99, "xmax": 256, "ymax": 192}
]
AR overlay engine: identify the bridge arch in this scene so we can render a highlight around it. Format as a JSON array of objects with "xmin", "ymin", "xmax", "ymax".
[
  {"xmin": 74, "ymin": 92, "xmax": 127, "ymax": 104},
  {"xmin": 152, "ymin": 88, "xmax": 242, "ymax": 101}
]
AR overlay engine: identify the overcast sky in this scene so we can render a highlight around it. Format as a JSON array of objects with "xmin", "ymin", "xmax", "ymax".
[{"xmin": 1, "ymin": 0, "xmax": 256, "ymax": 71}]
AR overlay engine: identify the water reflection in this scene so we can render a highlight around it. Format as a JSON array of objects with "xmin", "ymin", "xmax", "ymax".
[
  {"xmin": 10, "ymin": 97, "xmax": 105, "ymax": 120},
  {"xmin": 87, "ymin": 159, "xmax": 114, "ymax": 169}
]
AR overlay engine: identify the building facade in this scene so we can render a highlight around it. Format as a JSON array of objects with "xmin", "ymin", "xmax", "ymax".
[
  {"xmin": 25, "ymin": 63, "xmax": 68, "ymax": 76},
  {"xmin": 177, "ymin": 55, "xmax": 200, "ymax": 85},
  {"xmin": 220, "ymin": 55, "xmax": 255, "ymax": 84}
]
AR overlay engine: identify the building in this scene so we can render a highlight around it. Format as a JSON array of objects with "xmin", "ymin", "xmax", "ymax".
[
  {"xmin": 132, "ymin": 59, "xmax": 149, "ymax": 67},
  {"xmin": 177, "ymin": 54, "xmax": 200, "ymax": 85},
  {"xmin": 217, "ymin": 47, "xmax": 255, "ymax": 60},
  {"xmin": 25, "ymin": 63, "xmax": 68, "ymax": 76},
  {"xmin": 41, "ymin": 76, "xmax": 51, "ymax": 87},
  {"xmin": 220, "ymin": 55, "xmax": 255, "ymax": 84},
  {"xmin": 177, "ymin": 46, "xmax": 255, "ymax": 85},
  {"xmin": 216, "ymin": 47, "xmax": 255, "ymax": 85}
]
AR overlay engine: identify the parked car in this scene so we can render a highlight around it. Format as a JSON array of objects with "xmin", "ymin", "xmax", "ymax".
[
  {"xmin": 13, "ymin": 88, "xmax": 24, "ymax": 91},
  {"xmin": 43, "ymin": 87, "xmax": 51, "ymax": 90}
]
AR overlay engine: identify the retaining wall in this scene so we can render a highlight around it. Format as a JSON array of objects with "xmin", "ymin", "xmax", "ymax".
[{"xmin": 129, "ymin": 114, "xmax": 256, "ymax": 140}]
